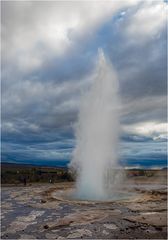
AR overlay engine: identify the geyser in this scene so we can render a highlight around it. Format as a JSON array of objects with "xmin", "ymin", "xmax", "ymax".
[{"xmin": 71, "ymin": 49, "xmax": 120, "ymax": 200}]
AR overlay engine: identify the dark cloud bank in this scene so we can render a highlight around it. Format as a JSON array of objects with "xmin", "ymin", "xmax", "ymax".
[{"xmin": 1, "ymin": 1, "xmax": 167, "ymax": 168}]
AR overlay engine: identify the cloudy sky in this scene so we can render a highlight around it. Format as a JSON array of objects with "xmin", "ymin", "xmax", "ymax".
[{"xmin": 2, "ymin": 0, "xmax": 167, "ymax": 168}]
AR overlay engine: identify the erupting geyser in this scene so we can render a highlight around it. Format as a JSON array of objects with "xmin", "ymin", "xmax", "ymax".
[{"xmin": 70, "ymin": 49, "xmax": 120, "ymax": 200}]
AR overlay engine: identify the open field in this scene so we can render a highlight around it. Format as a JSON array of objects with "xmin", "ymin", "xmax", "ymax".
[{"xmin": 1, "ymin": 167, "xmax": 167, "ymax": 239}]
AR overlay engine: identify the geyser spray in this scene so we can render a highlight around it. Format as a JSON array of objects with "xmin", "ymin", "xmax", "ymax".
[{"xmin": 71, "ymin": 49, "xmax": 120, "ymax": 200}]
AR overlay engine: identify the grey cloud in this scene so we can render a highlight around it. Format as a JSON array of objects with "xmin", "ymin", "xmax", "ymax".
[
  {"xmin": 121, "ymin": 95, "xmax": 167, "ymax": 124},
  {"xmin": 2, "ymin": 1, "xmax": 167, "ymax": 166}
]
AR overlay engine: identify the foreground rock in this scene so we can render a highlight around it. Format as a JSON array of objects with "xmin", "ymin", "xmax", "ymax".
[
  {"xmin": 1, "ymin": 175, "xmax": 167, "ymax": 239},
  {"xmin": 124, "ymin": 211, "xmax": 167, "ymax": 227}
]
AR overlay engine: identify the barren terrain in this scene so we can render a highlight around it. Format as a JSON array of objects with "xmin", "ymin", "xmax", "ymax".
[{"xmin": 1, "ymin": 170, "xmax": 167, "ymax": 239}]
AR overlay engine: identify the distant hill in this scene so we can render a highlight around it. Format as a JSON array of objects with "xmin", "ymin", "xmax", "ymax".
[
  {"xmin": 1, "ymin": 160, "xmax": 69, "ymax": 168},
  {"xmin": 1, "ymin": 162, "xmax": 73, "ymax": 184}
]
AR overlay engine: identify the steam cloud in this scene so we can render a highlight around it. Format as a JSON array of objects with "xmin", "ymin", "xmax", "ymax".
[{"xmin": 70, "ymin": 49, "xmax": 120, "ymax": 200}]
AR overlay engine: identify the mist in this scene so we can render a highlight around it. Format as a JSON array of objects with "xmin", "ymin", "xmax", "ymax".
[{"xmin": 70, "ymin": 49, "xmax": 120, "ymax": 200}]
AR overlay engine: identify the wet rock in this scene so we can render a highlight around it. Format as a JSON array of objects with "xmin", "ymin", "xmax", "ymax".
[
  {"xmin": 45, "ymin": 233, "xmax": 58, "ymax": 239},
  {"xmin": 103, "ymin": 223, "xmax": 118, "ymax": 230},
  {"xmin": 30, "ymin": 202, "xmax": 61, "ymax": 209},
  {"xmin": 124, "ymin": 211, "xmax": 167, "ymax": 227},
  {"xmin": 67, "ymin": 229, "xmax": 92, "ymax": 238},
  {"xmin": 44, "ymin": 209, "xmax": 121, "ymax": 229},
  {"xmin": 145, "ymin": 229, "xmax": 158, "ymax": 234},
  {"xmin": 51, "ymin": 229, "xmax": 59, "ymax": 233},
  {"xmin": 10, "ymin": 192, "xmax": 23, "ymax": 199},
  {"xmin": 127, "ymin": 202, "xmax": 167, "ymax": 212},
  {"xmin": 129, "ymin": 224, "xmax": 138, "ymax": 229},
  {"xmin": 6, "ymin": 210, "xmax": 44, "ymax": 233},
  {"xmin": 102, "ymin": 230, "xmax": 109, "ymax": 235},
  {"xmin": 17, "ymin": 210, "xmax": 45, "ymax": 222},
  {"xmin": 19, "ymin": 234, "xmax": 37, "ymax": 239},
  {"xmin": 15, "ymin": 196, "xmax": 32, "ymax": 202},
  {"xmin": 1, "ymin": 202, "xmax": 13, "ymax": 209},
  {"xmin": 7, "ymin": 221, "xmax": 37, "ymax": 233},
  {"xmin": 2, "ymin": 179, "xmax": 167, "ymax": 239}
]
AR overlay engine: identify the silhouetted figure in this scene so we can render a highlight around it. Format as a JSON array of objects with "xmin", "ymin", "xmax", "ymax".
[{"xmin": 23, "ymin": 177, "xmax": 27, "ymax": 186}]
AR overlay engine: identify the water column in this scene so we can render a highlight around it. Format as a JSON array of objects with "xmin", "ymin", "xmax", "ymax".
[{"xmin": 71, "ymin": 49, "xmax": 120, "ymax": 200}]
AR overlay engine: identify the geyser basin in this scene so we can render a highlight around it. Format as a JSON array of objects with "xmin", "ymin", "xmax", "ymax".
[{"xmin": 52, "ymin": 187, "xmax": 138, "ymax": 203}]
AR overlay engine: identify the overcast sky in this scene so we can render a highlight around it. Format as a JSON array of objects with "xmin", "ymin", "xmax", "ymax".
[{"xmin": 2, "ymin": 0, "xmax": 167, "ymax": 168}]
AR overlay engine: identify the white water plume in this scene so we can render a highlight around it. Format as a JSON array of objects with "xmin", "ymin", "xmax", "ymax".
[{"xmin": 70, "ymin": 49, "xmax": 120, "ymax": 200}]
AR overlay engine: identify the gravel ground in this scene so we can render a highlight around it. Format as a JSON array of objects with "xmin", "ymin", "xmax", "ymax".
[{"xmin": 1, "ymin": 178, "xmax": 167, "ymax": 239}]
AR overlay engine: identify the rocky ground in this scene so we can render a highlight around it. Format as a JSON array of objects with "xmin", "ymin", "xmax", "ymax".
[{"xmin": 1, "ymin": 175, "xmax": 167, "ymax": 239}]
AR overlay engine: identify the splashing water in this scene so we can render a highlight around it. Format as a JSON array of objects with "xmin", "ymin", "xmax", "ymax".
[{"xmin": 71, "ymin": 49, "xmax": 120, "ymax": 200}]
